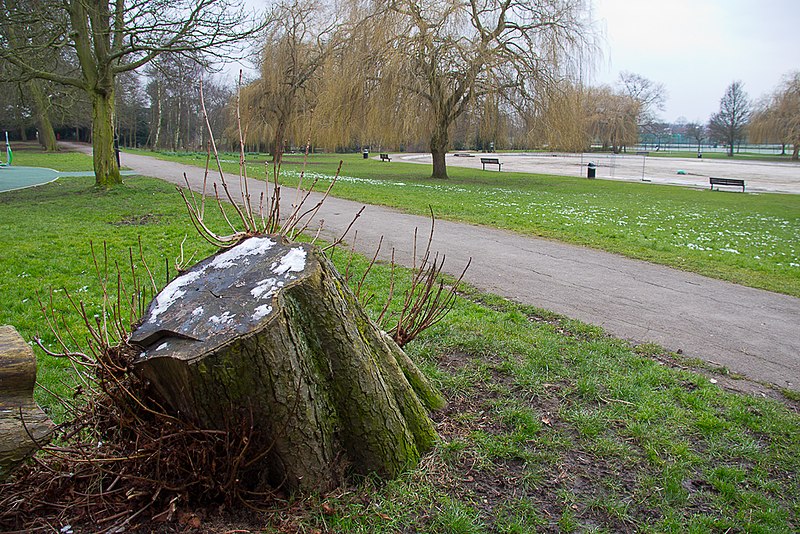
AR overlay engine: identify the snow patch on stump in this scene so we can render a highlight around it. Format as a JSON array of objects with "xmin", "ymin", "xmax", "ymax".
[{"xmin": 131, "ymin": 237, "xmax": 313, "ymax": 361}]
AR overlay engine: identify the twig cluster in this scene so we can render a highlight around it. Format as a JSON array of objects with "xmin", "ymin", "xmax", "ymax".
[{"xmin": 337, "ymin": 210, "xmax": 470, "ymax": 348}]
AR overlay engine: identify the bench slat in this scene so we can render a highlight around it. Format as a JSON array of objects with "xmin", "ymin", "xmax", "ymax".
[{"xmin": 709, "ymin": 177, "xmax": 745, "ymax": 192}]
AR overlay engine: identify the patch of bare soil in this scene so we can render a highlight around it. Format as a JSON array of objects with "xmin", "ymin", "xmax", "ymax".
[
  {"xmin": 2, "ymin": 141, "xmax": 48, "ymax": 152},
  {"xmin": 431, "ymin": 351, "xmax": 660, "ymax": 533}
]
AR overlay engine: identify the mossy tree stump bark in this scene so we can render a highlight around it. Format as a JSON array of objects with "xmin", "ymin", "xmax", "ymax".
[
  {"xmin": 130, "ymin": 236, "xmax": 444, "ymax": 493},
  {"xmin": 0, "ymin": 325, "xmax": 54, "ymax": 480}
]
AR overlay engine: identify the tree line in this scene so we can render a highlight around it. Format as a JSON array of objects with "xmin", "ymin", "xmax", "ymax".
[{"xmin": 2, "ymin": 0, "xmax": 798, "ymax": 188}]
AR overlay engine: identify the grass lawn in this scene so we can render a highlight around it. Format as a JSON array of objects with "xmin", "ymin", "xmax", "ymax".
[
  {"xmin": 132, "ymin": 149, "xmax": 800, "ymax": 298},
  {"xmin": 1, "ymin": 151, "xmax": 798, "ymax": 531}
]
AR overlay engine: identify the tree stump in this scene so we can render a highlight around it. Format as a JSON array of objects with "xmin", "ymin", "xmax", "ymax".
[
  {"xmin": 0, "ymin": 325, "xmax": 55, "ymax": 481},
  {"xmin": 130, "ymin": 236, "xmax": 445, "ymax": 493}
]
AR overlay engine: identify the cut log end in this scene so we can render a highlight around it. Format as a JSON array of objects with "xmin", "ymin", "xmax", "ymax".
[{"xmin": 0, "ymin": 325, "xmax": 55, "ymax": 481}]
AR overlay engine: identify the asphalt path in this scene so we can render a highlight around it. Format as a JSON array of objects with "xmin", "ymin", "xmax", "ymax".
[{"xmin": 65, "ymin": 144, "xmax": 800, "ymax": 392}]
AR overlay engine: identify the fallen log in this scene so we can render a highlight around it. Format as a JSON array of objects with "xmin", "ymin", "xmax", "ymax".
[{"xmin": 130, "ymin": 236, "xmax": 444, "ymax": 493}]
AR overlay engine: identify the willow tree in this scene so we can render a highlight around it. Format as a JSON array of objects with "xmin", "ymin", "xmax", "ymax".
[
  {"xmin": 586, "ymin": 86, "xmax": 640, "ymax": 153},
  {"xmin": 321, "ymin": 0, "xmax": 593, "ymax": 178},
  {"xmin": 0, "ymin": 0, "xmax": 262, "ymax": 188},
  {"xmin": 524, "ymin": 81, "xmax": 591, "ymax": 152},
  {"xmin": 749, "ymin": 72, "xmax": 800, "ymax": 160},
  {"xmin": 239, "ymin": 0, "xmax": 338, "ymax": 160}
]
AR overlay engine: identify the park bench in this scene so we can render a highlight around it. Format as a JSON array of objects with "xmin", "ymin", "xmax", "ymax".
[
  {"xmin": 709, "ymin": 177, "xmax": 745, "ymax": 192},
  {"xmin": 480, "ymin": 157, "xmax": 502, "ymax": 171},
  {"xmin": 380, "ymin": 153, "xmax": 391, "ymax": 162}
]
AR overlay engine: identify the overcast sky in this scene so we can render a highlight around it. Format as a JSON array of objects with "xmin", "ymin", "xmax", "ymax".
[{"xmin": 592, "ymin": 0, "xmax": 799, "ymax": 124}]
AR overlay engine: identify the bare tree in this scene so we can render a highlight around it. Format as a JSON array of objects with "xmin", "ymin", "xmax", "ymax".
[
  {"xmin": 0, "ymin": 0, "xmax": 263, "ymax": 188},
  {"xmin": 323, "ymin": 0, "xmax": 593, "ymax": 178},
  {"xmin": 685, "ymin": 122, "xmax": 706, "ymax": 153},
  {"xmin": 617, "ymin": 71, "xmax": 666, "ymax": 139},
  {"xmin": 708, "ymin": 81, "xmax": 751, "ymax": 157},
  {"xmin": 145, "ymin": 55, "xmax": 208, "ymax": 151},
  {"xmin": 749, "ymin": 71, "xmax": 800, "ymax": 160},
  {"xmin": 0, "ymin": 79, "xmax": 30, "ymax": 140},
  {"xmin": 115, "ymin": 72, "xmax": 148, "ymax": 148},
  {"xmin": 0, "ymin": 1, "xmax": 66, "ymax": 150}
]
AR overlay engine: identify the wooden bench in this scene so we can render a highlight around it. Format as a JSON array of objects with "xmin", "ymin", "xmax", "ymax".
[
  {"xmin": 380, "ymin": 153, "xmax": 391, "ymax": 162},
  {"xmin": 480, "ymin": 157, "xmax": 502, "ymax": 171},
  {"xmin": 709, "ymin": 177, "xmax": 745, "ymax": 192}
]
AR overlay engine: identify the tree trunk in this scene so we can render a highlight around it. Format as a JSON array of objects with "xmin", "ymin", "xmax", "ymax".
[
  {"xmin": 272, "ymin": 120, "xmax": 287, "ymax": 163},
  {"xmin": 130, "ymin": 237, "xmax": 444, "ymax": 494},
  {"xmin": 0, "ymin": 325, "xmax": 55, "ymax": 481},
  {"xmin": 27, "ymin": 81, "xmax": 58, "ymax": 151},
  {"xmin": 91, "ymin": 89, "xmax": 122, "ymax": 188},
  {"xmin": 150, "ymin": 83, "xmax": 163, "ymax": 149},
  {"xmin": 792, "ymin": 143, "xmax": 799, "ymax": 160},
  {"xmin": 430, "ymin": 122, "xmax": 449, "ymax": 179}
]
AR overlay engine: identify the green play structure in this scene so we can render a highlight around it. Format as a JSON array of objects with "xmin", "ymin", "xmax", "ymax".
[{"xmin": 0, "ymin": 132, "xmax": 12, "ymax": 167}]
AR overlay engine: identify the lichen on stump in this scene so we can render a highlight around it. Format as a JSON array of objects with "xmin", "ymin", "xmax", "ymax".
[
  {"xmin": 130, "ymin": 236, "xmax": 444, "ymax": 493},
  {"xmin": 0, "ymin": 325, "xmax": 55, "ymax": 480}
]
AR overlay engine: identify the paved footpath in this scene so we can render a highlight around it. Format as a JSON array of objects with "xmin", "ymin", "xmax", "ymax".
[{"xmin": 68, "ymin": 144, "xmax": 800, "ymax": 392}]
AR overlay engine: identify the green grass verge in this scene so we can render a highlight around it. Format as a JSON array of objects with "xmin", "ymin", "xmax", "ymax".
[
  {"xmin": 129, "ymin": 149, "xmax": 800, "ymax": 297},
  {"xmin": 0, "ymin": 151, "xmax": 798, "ymax": 531}
]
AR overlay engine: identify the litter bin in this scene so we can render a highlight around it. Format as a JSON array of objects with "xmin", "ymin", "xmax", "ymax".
[
  {"xmin": 587, "ymin": 162, "xmax": 596, "ymax": 179},
  {"xmin": 362, "ymin": 148, "xmax": 369, "ymax": 159}
]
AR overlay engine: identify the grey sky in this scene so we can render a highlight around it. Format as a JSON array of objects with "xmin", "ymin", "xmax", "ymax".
[{"xmin": 593, "ymin": 0, "xmax": 799, "ymax": 124}]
